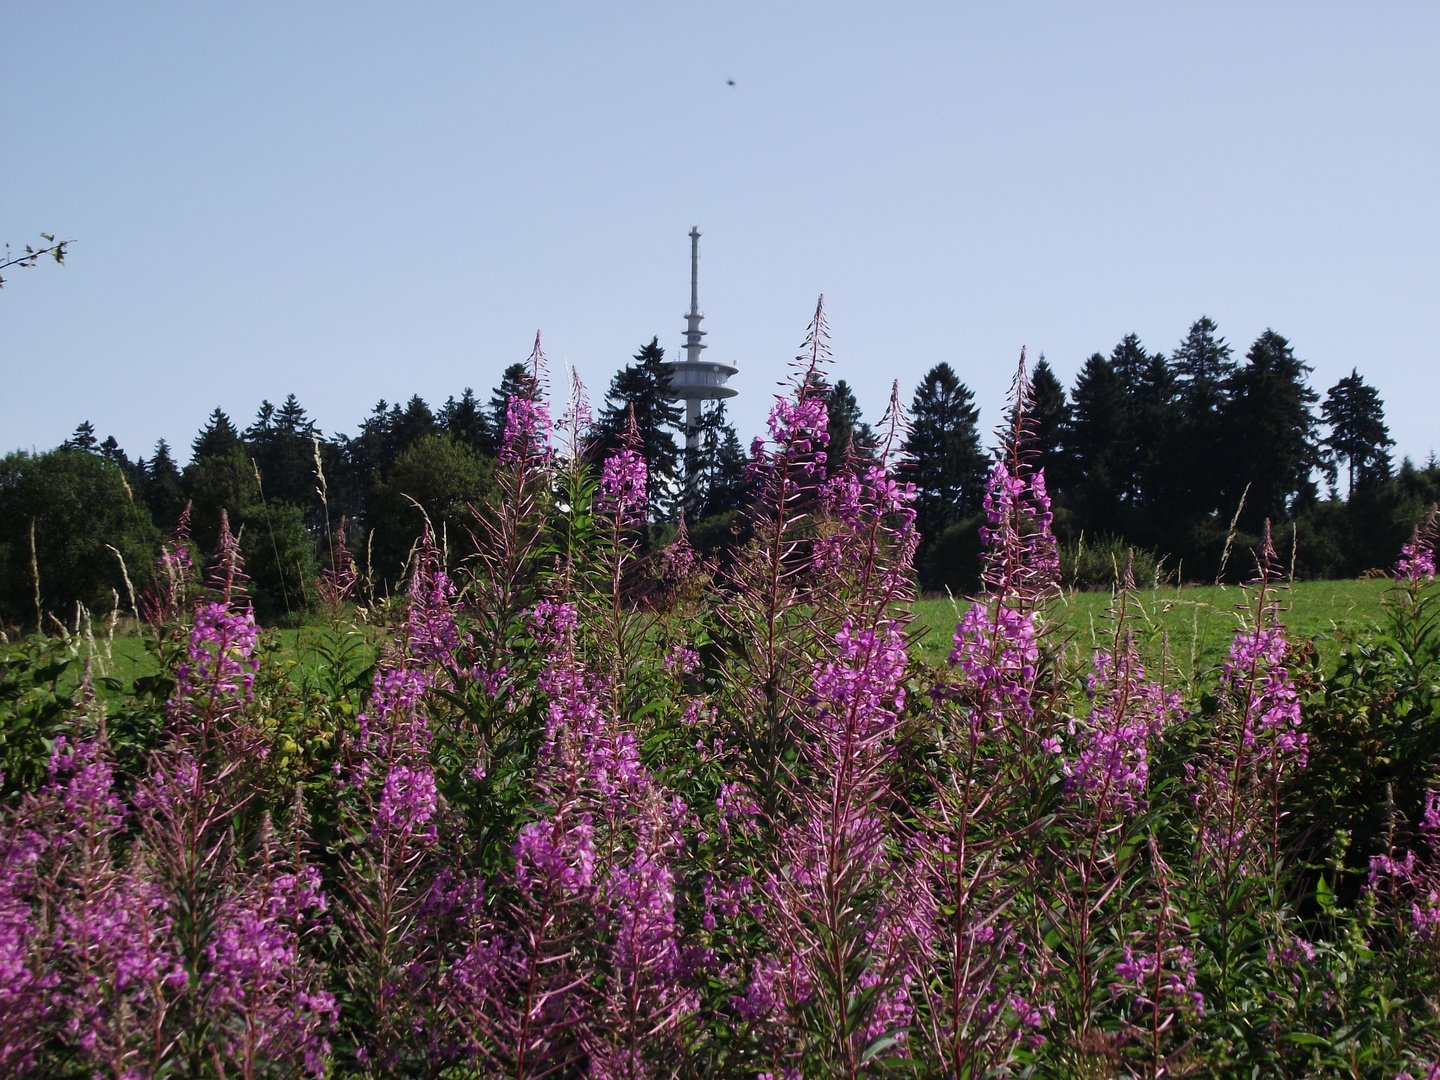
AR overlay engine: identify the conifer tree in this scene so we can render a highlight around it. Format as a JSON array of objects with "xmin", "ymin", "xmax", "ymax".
[
  {"xmin": 145, "ymin": 439, "xmax": 188, "ymax": 529},
  {"xmin": 247, "ymin": 394, "xmax": 320, "ymax": 507},
  {"xmin": 1172, "ymin": 317, "xmax": 1236, "ymax": 521},
  {"xmin": 1028, "ymin": 357, "xmax": 1071, "ymax": 490},
  {"xmin": 684, "ymin": 400, "xmax": 749, "ymax": 520},
  {"xmin": 391, "ymin": 396, "xmax": 438, "ymax": 453},
  {"xmin": 1067, "ymin": 352, "xmax": 1128, "ymax": 528},
  {"xmin": 62, "ymin": 421, "xmax": 99, "ymax": 454},
  {"xmin": 1321, "ymin": 368, "xmax": 1394, "ymax": 498},
  {"xmin": 192, "ymin": 408, "xmax": 241, "ymax": 462},
  {"xmin": 823, "ymin": 379, "xmax": 876, "ymax": 467},
  {"xmin": 440, "ymin": 388, "xmax": 493, "ymax": 455},
  {"xmin": 900, "ymin": 362, "xmax": 988, "ymax": 544},
  {"xmin": 1221, "ymin": 329, "xmax": 1321, "ymax": 528}
]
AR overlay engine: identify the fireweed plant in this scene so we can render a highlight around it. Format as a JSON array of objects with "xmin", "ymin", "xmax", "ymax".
[{"xmin": 3, "ymin": 307, "xmax": 1440, "ymax": 1078}]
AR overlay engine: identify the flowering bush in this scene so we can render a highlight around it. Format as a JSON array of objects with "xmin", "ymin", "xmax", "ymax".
[{"xmin": 2, "ymin": 311, "xmax": 1440, "ymax": 1078}]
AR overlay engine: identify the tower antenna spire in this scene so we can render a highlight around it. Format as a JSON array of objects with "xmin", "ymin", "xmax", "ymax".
[{"xmin": 689, "ymin": 226, "xmax": 701, "ymax": 317}]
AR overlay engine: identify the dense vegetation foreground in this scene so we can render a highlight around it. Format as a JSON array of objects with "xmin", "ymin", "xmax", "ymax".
[{"xmin": 3, "ymin": 327, "xmax": 1440, "ymax": 1079}]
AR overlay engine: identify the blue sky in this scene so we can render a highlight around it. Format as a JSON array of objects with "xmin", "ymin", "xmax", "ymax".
[{"xmin": 3, "ymin": 3, "xmax": 1437, "ymax": 466}]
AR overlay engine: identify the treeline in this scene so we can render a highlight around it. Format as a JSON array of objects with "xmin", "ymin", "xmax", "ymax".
[
  {"xmin": 900, "ymin": 319, "xmax": 1440, "ymax": 592},
  {"xmin": 1, "ymin": 318, "xmax": 1435, "ymax": 629},
  {"xmin": 0, "ymin": 339, "xmax": 754, "ymax": 630}
]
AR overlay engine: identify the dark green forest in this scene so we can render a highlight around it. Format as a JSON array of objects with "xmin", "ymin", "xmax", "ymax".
[{"xmin": 2, "ymin": 318, "xmax": 1434, "ymax": 630}]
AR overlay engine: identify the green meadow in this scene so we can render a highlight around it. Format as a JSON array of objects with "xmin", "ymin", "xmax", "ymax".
[
  {"xmin": 77, "ymin": 577, "xmax": 1396, "ymax": 695},
  {"xmin": 910, "ymin": 576, "xmax": 1394, "ymax": 679}
]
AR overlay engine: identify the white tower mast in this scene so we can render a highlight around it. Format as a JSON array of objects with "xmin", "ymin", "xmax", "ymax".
[{"xmin": 663, "ymin": 227, "xmax": 738, "ymax": 470}]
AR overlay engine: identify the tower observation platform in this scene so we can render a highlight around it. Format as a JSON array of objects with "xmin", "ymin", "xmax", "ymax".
[{"xmin": 662, "ymin": 227, "xmax": 737, "ymax": 451}]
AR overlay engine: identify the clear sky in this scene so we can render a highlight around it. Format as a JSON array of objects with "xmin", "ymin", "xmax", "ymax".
[{"xmin": 3, "ymin": 3, "xmax": 1437, "ymax": 467}]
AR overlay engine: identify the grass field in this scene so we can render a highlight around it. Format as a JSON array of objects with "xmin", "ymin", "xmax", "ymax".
[
  {"xmin": 910, "ymin": 577, "xmax": 1394, "ymax": 681},
  {"xmin": 92, "ymin": 624, "xmax": 382, "ymax": 691},
  {"xmin": 73, "ymin": 578, "xmax": 1396, "ymax": 695}
]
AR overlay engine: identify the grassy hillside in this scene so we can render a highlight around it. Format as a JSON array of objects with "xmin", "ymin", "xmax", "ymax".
[{"xmin": 910, "ymin": 576, "xmax": 1393, "ymax": 680}]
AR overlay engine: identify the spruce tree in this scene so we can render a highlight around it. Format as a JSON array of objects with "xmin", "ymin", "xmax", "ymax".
[
  {"xmin": 1067, "ymin": 353, "xmax": 1128, "ymax": 529},
  {"xmin": 824, "ymin": 379, "xmax": 876, "ymax": 467},
  {"xmin": 593, "ymin": 337, "xmax": 684, "ymax": 514},
  {"xmin": 900, "ymin": 363, "xmax": 989, "ymax": 544},
  {"xmin": 1321, "ymin": 368, "xmax": 1394, "ymax": 498},
  {"xmin": 440, "ymin": 388, "xmax": 493, "ymax": 455},
  {"xmin": 244, "ymin": 395, "xmax": 319, "ymax": 508},
  {"xmin": 1172, "ymin": 317, "xmax": 1235, "ymax": 522},
  {"xmin": 391, "ymin": 396, "xmax": 438, "ymax": 454},
  {"xmin": 1221, "ymin": 329, "xmax": 1322, "ymax": 529},
  {"xmin": 1131, "ymin": 346, "xmax": 1183, "ymax": 547},
  {"xmin": 684, "ymin": 400, "xmax": 749, "ymax": 520},
  {"xmin": 1107, "ymin": 333, "xmax": 1177, "ymax": 516},
  {"xmin": 192, "ymin": 408, "xmax": 241, "ymax": 462},
  {"xmin": 145, "ymin": 439, "xmax": 188, "ymax": 529},
  {"xmin": 1028, "ymin": 357, "xmax": 1071, "ymax": 491},
  {"xmin": 62, "ymin": 421, "xmax": 99, "ymax": 454}
]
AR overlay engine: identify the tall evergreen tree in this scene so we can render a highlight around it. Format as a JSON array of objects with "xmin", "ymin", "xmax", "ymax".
[
  {"xmin": 247, "ymin": 394, "xmax": 320, "ymax": 508},
  {"xmin": 440, "ymin": 388, "xmax": 494, "ymax": 455},
  {"xmin": 145, "ymin": 439, "xmax": 187, "ymax": 529},
  {"xmin": 1321, "ymin": 368, "xmax": 1394, "ymax": 498},
  {"xmin": 192, "ymin": 408, "xmax": 241, "ymax": 462},
  {"xmin": 1028, "ymin": 357, "xmax": 1070, "ymax": 489},
  {"xmin": 391, "ymin": 396, "xmax": 438, "ymax": 453},
  {"xmin": 1172, "ymin": 317, "xmax": 1236, "ymax": 522},
  {"xmin": 1108, "ymin": 333, "xmax": 1177, "ymax": 515},
  {"xmin": 1221, "ymin": 329, "xmax": 1322, "ymax": 529},
  {"xmin": 593, "ymin": 337, "xmax": 684, "ymax": 513},
  {"xmin": 62, "ymin": 421, "xmax": 99, "ymax": 454},
  {"xmin": 684, "ymin": 400, "xmax": 749, "ymax": 520},
  {"xmin": 1067, "ymin": 353, "xmax": 1128, "ymax": 529},
  {"xmin": 900, "ymin": 363, "xmax": 989, "ymax": 544},
  {"xmin": 822, "ymin": 379, "xmax": 877, "ymax": 468}
]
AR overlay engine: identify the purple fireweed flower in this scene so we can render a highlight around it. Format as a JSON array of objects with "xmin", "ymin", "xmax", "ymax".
[
  {"xmin": 205, "ymin": 858, "xmax": 336, "ymax": 1075},
  {"xmin": 596, "ymin": 446, "xmax": 649, "ymax": 526},
  {"xmin": 663, "ymin": 644, "xmax": 700, "ymax": 677},
  {"xmin": 1368, "ymin": 789, "xmax": 1440, "ymax": 939},
  {"xmin": 950, "ymin": 602, "xmax": 1040, "ymax": 734},
  {"xmin": 1109, "ymin": 944, "xmax": 1204, "ymax": 1018},
  {"xmin": 660, "ymin": 518, "xmax": 699, "ymax": 580},
  {"xmin": 528, "ymin": 599, "xmax": 579, "ymax": 646},
  {"xmin": 407, "ymin": 531, "xmax": 461, "ymax": 664},
  {"xmin": 373, "ymin": 766, "xmax": 440, "ymax": 843},
  {"xmin": 755, "ymin": 619, "xmax": 922, "ymax": 1063},
  {"xmin": 318, "ymin": 515, "xmax": 358, "ymax": 611},
  {"xmin": 979, "ymin": 460, "xmax": 1060, "ymax": 600},
  {"xmin": 1190, "ymin": 523, "xmax": 1308, "ymax": 878},
  {"xmin": 748, "ymin": 392, "xmax": 830, "ymax": 482},
  {"xmin": 1062, "ymin": 638, "xmax": 1183, "ymax": 815},
  {"xmin": 173, "ymin": 601, "xmax": 260, "ymax": 713},
  {"xmin": 0, "ymin": 825, "xmax": 54, "ymax": 1073},
  {"xmin": 513, "ymin": 815, "xmax": 598, "ymax": 898},
  {"xmin": 1396, "ymin": 504, "xmax": 1438, "ymax": 581},
  {"xmin": 207, "ymin": 508, "xmax": 251, "ymax": 606},
  {"xmin": 140, "ymin": 500, "xmax": 197, "ymax": 626},
  {"xmin": 715, "ymin": 782, "xmax": 760, "ymax": 839},
  {"xmin": 499, "ymin": 389, "xmax": 552, "ymax": 466},
  {"xmin": 357, "ymin": 665, "xmax": 433, "ymax": 765}
]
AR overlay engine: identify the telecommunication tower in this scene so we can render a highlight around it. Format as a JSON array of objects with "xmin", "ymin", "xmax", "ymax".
[{"xmin": 662, "ymin": 228, "xmax": 737, "ymax": 460}]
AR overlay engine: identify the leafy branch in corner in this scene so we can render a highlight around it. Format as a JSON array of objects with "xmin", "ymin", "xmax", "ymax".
[{"xmin": 0, "ymin": 233, "xmax": 72, "ymax": 289}]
